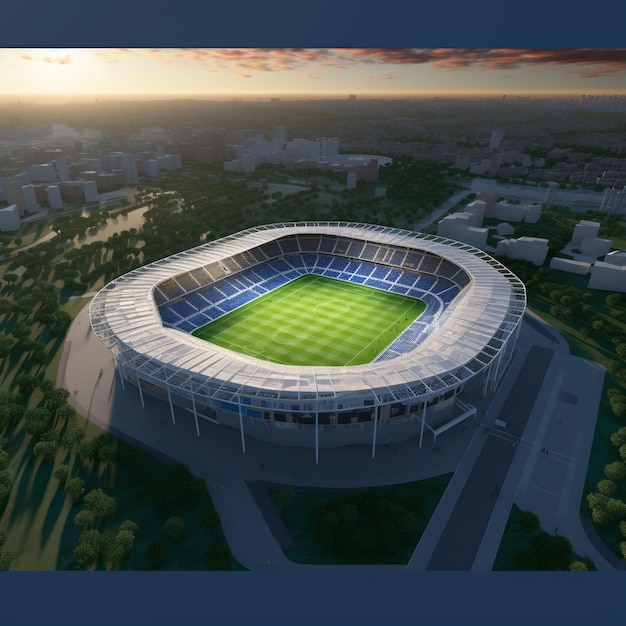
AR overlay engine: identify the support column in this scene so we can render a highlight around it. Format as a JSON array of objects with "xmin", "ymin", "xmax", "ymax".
[
  {"xmin": 137, "ymin": 375, "xmax": 145, "ymax": 409},
  {"xmin": 419, "ymin": 402, "xmax": 427, "ymax": 448},
  {"xmin": 190, "ymin": 390, "xmax": 200, "ymax": 437},
  {"xmin": 238, "ymin": 401, "xmax": 246, "ymax": 454},
  {"xmin": 371, "ymin": 405, "xmax": 379, "ymax": 459},
  {"xmin": 117, "ymin": 363, "xmax": 125, "ymax": 391},
  {"xmin": 167, "ymin": 385, "xmax": 176, "ymax": 425},
  {"xmin": 315, "ymin": 410, "xmax": 319, "ymax": 465}
]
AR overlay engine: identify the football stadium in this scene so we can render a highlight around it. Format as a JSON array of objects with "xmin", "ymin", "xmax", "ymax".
[{"xmin": 89, "ymin": 222, "xmax": 526, "ymax": 458}]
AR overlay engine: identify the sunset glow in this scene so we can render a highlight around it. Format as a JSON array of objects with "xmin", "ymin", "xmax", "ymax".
[{"xmin": 2, "ymin": 48, "xmax": 626, "ymax": 102}]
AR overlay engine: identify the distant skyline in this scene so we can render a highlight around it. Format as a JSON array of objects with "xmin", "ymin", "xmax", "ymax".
[{"xmin": 2, "ymin": 48, "xmax": 626, "ymax": 102}]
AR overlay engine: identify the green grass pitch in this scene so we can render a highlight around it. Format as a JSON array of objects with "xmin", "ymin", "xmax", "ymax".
[{"xmin": 191, "ymin": 274, "xmax": 426, "ymax": 366}]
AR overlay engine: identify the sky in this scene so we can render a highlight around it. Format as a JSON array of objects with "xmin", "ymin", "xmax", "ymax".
[{"xmin": 2, "ymin": 48, "xmax": 626, "ymax": 102}]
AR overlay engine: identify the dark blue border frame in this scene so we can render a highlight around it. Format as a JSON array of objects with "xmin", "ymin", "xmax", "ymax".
[
  {"xmin": 2, "ymin": 0, "xmax": 626, "ymax": 47},
  {"xmin": 2, "ymin": 1, "xmax": 626, "ymax": 625}
]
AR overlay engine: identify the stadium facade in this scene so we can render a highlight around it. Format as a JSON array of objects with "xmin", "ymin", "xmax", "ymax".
[{"xmin": 90, "ymin": 222, "xmax": 526, "ymax": 460}]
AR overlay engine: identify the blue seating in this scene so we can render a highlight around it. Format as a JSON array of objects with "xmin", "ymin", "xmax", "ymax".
[
  {"xmin": 170, "ymin": 299, "xmax": 197, "ymax": 318},
  {"xmin": 159, "ymin": 307, "xmax": 181, "ymax": 325}
]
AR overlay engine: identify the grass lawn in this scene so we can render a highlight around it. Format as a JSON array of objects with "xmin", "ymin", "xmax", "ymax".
[{"xmin": 193, "ymin": 274, "xmax": 426, "ymax": 366}]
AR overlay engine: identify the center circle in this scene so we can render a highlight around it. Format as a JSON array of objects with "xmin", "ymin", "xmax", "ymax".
[{"xmin": 313, "ymin": 301, "xmax": 351, "ymax": 317}]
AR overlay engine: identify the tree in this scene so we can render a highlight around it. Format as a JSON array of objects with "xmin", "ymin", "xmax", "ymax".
[
  {"xmin": 53, "ymin": 464, "xmax": 70, "ymax": 486},
  {"xmin": 16, "ymin": 374, "xmax": 39, "ymax": 395},
  {"xmin": 604, "ymin": 461, "xmax": 626, "ymax": 483},
  {"xmin": 519, "ymin": 510, "xmax": 540, "ymax": 532},
  {"xmin": 83, "ymin": 488, "xmax": 115, "ymax": 521},
  {"xmin": 277, "ymin": 487, "xmax": 294, "ymax": 511},
  {"xmin": 146, "ymin": 540, "xmax": 165, "ymax": 570},
  {"xmin": 164, "ymin": 516, "xmax": 185, "ymax": 540},
  {"xmin": 610, "ymin": 426, "xmax": 626, "ymax": 448},
  {"xmin": 0, "ymin": 469, "xmax": 14, "ymax": 502},
  {"xmin": 33, "ymin": 440, "xmax": 58, "ymax": 461},
  {"xmin": 569, "ymin": 560, "xmax": 588, "ymax": 571},
  {"xmin": 98, "ymin": 445, "xmax": 117, "ymax": 466},
  {"xmin": 203, "ymin": 541, "xmax": 232, "ymax": 570},
  {"xmin": 50, "ymin": 310, "xmax": 72, "ymax": 337},
  {"xmin": 0, "ymin": 336, "xmax": 14, "ymax": 358},
  {"xmin": 62, "ymin": 426, "xmax": 86, "ymax": 451},
  {"xmin": 0, "ymin": 549, "xmax": 12, "ymax": 571},
  {"xmin": 64, "ymin": 477, "xmax": 86, "ymax": 502},
  {"xmin": 202, "ymin": 508, "xmax": 221, "ymax": 532},
  {"xmin": 74, "ymin": 509, "xmax": 93, "ymax": 531},
  {"xmin": 532, "ymin": 534, "xmax": 572, "ymax": 571}
]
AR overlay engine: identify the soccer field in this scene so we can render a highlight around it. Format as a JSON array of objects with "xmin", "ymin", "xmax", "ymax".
[{"xmin": 192, "ymin": 274, "xmax": 426, "ymax": 366}]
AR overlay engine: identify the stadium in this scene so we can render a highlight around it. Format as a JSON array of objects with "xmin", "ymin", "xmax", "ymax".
[{"xmin": 89, "ymin": 222, "xmax": 526, "ymax": 459}]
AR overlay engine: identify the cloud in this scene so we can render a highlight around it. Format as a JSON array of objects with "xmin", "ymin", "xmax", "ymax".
[
  {"xmin": 127, "ymin": 48, "xmax": 626, "ymax": 80},
  {"xmin": 21, "ymin": 54, "xmax": 33, "ymax": 61},
  {"xmin": 41, "ymin": 54, "xmax": 72, "ymax": 65}
]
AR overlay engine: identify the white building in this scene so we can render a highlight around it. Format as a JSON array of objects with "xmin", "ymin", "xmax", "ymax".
[
  {"xmin": 549, "ymin": 258, "xmax": 591, "ymax": 275},
  {"xmin": 22, "ymin": 185, "xmax": 39, "ymax": 213},
  {"xmin": 489, "ymin": 129, "xmax": 504, "ymax": 150},
  {"xmin": 463, "ymin": 200, "xmax": 486, "ymax": 226},
  {"xmin": 0, "ymin": 204, "xmax": 21, "ymax": 231},
  {"xmin": 604, "ymin": 250, "xmax": 626, "ymax": 267},
  {"xmin": 143, "ymin": 160, "xmax": 160, "ymax": 177},
  {"xmin": 54, "ymin": 157, "xmax": 70, "ymax": 182},
  {"xmin": 496, "ymin": 237, "xmax": 548, "ymax": 266},
  {"xmin": 46, "ymin": 185, "xmax": 63, "ymax": 210},
  {"xmin": 26, "ymin": 163, "xmax": 57, "ymax": 183},
  {"xmin": 494, "ymin": 201, "xmax": 526, "ymax": 223},
  {"xmin": 580, "ymin": 237, "xmax": 612, "ymax": 258},
  {"xmin": 120, "ymin": 154, "xmax": 138, "ymax": 185},
  {"xmin": 588, "ymin": 261, "xmax": 626, "ymax": 292},
  {"xmin": 83, "ymin": 181, "xmax": 98, "ymax": 203},
  {"xmin": 571, "ymin": 220, "xmax": 601, "ymax": 248},
  {"xmin": 524, "ymin": 203, "xmax": 542, "ymax": 224}
]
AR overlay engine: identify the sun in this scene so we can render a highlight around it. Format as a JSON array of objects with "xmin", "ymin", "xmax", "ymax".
[{"xmin": 8, "ymin": 49, "xmax": 97, "ymax": 97}]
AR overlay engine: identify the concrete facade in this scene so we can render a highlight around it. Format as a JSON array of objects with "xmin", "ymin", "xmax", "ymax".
[
  {"xmin": 0, "ymin": 204, "xmax": 21, "ymax": 231},
  {"xmin": 588, "ymin": 261, "xmax": 626, "ymax": 292},
  {"xmin": 496, "ymin": 237, "xmax": 549, "ymax": 266}
]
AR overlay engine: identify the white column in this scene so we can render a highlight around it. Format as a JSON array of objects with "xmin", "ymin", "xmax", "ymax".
[
  {"xmin": 137, "ymin": 375, "xmax": 145, "ymax": 409},
  {"xmin": 238, "ymin": 401, "xmax": 246, "ymax": 454},
  {"xmin": 117, "ymin": 363, "xmax": 125, "ymax": 391},
  {"xmin": 191, "ymin": 390, "xmax": 200, "ymax": 437},
  {"xmin": 167, "ymin": 385, "xmax": 176, "ymax": 424},
  {"xmin": 371, "ymin": 405, "xmax": 378, "ymax": 459},
  {"xmin": 419, "ymin": 402, "xmax": 427, "ymax": 448},
  {"xmin": 315, "ymin": 411, "xmax": 319, "ymax": 465}
]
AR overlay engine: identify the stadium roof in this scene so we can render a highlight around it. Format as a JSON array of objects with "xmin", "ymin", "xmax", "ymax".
[{"xmin": 90, "ymin": 222, "xmax": 526, "ymax": 411}]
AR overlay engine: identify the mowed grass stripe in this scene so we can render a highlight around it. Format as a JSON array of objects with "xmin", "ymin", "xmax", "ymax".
[{"xmin": 192, "ymin": 274, "xmax": 426, "ymax": 366}]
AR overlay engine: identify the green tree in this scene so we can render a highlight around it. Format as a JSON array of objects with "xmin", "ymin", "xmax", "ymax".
[
  {"xmin": 604, "ymin": 461, "xmax": 626, "ymax": 483},
  {"xmin": 519, "ymin": 510, "xmax": 540, "ymax": 532},
  {"xmin": 569, "ymin": 560, "xmax": 588, "ymax": 571},
  {"xmin": 146, "ymin": 540, "xmax": 166, "ymax": 570},
  {"xmin": 203, "ymin": 541, "xmax": 232, "ymax": 570},
  {"xmin": 164, "ymin": 516, "xmax": 185, "ymax": 540},
  {"xmin": 83, "ymin": 488, "xmax": 115, "ymax": 521},
  {"xmin": 62, "ymin": 426, "xmax": 86, "ymax": 451},
  {"xmin": 0, "ymin": 469, "xmax": 15, "ymax": 502},
  {"xmin": 64, "ymin": 477, "xmax": 86, "ymax": 502},
  {"xmin": 277, "ymin": 487, "xmax": 295, "ymax": 511},
  {"xmin": 0, "ymin": 336, "xmax": 14, "ymax": 358},
  {"xmin": 74, "ymin": 509, "xmax": 93, "ymax": 531},
  {"xmin": 16, "ymin": 373, "xmax": 39, "ymax": 395},
  {"xmin": 33, "ymin": 440, "xmax": 58, "ymax": 460},
  {"xmin": 597, "ymin": 477, "xmax": 618, "ymax": 495}
]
